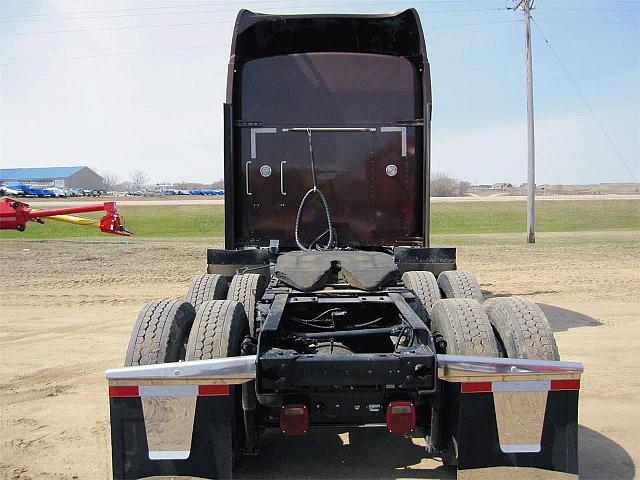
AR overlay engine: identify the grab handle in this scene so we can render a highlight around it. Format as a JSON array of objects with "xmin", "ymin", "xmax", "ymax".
[
  {"xmin": 280, "ymin": 161, "xmax": 287, "ymax": 196},
  {"xmin": 246, "ymin": 161, "xmax": 252, "ymax": 196}
]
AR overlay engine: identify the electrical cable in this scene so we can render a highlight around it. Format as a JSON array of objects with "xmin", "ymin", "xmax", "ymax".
[
  {"xmin": 5, "ymin": 19, "xmax": 233, "ymax": 36},
  {"xmin": 294, "ymin": 128, "xmax": 336, "ymax": 251},
  {"xmin": 0, "ymin": 4, "xmax": 502, "ymax": 24},
  {"xmin": 0, "ymin": 43, "xmax": 230, "ymax": 66},
  {"xmin": 530, "ymin": 16, "xmax": 637, "ymax": 182},
  {"xmin": 306, "ymin": 308, "xmax": 342, "ymax": 322},
  {"xmin": 6, "ymin": 16, "xmax": 518, "ymax": 37},
  {"xmin": 1, "ymin": 0, "xmax": 478, "ymax": 22}
]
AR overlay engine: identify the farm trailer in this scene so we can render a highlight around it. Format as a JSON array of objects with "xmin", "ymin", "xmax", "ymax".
[{"xmin": 106, "ymin": 9, "xmax": 582, "ymax": 479}]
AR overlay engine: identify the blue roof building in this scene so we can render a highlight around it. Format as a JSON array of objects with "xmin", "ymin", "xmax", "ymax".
[{"xmin": 0, "ymin": 166, "xmax": 103, "ymax": 190}]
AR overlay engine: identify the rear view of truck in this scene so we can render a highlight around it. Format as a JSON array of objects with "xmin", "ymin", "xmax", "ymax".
[{"xmin": 107, "ymin": 8, "xmax": 582, "ymax": 479}]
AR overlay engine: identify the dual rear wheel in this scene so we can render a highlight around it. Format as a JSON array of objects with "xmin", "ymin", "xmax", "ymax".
[
  {"xmin": 402, "ymin": 269, "xmax": 558, "ymax": 361},
  {"xmin": 124, "ymin": 273, "xmax": 265, "ymax": 465},
  {"xmin": 402, "ymin": 269, "xmax": 559, "ymax": 466}
]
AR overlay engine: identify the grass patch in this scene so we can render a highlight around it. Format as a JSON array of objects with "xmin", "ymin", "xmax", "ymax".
[
  {"xmin": 1, "ymin": 199, "xmax": 637, "ymax": 239},
  {"xmin": 0, "ymin": 204, "xmax": 224, "ymax": 239},
  {"xmin": 430, "ymin": 199, "xmax": 639, "ymax": 234}
]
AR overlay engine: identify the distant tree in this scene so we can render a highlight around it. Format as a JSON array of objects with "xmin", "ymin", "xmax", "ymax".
[
  {"xmin": 130, "ymin": 169, "xmax": 149, "ymax": 190},
  {"xmin": 115, "ymin": 180, "xmax": 131, "ymax": 191},
  {"xmin": 431, "ymin": 172, "xmax": 459, "ymax": 197},
  {"xmin": 458, "ymin": 180, "xmax": 471, "ymax": 197},
  {"xmin": 101, "ymin": 170, "xmax": 120, "ymax": 191},
  {"xmin": 431, "ymin": 172, "xmax": 471, "ymax": 197},
  {"xmin": 211, "ymin": 178, "xmax": 224, "ymax": 189}
]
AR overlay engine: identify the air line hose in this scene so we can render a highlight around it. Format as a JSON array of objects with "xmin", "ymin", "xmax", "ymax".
[{"xmin": 294, "ymin": 128, "xmax": 336, "ymax": 251}]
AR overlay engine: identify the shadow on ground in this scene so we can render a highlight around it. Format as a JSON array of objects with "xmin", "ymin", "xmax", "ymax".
[
  {"xmin": 235, "ymin": 426, "xmax": 634, "ymax": 480},
  {"xmin": 538, "ymin": 304, "xmax": 601, "ymax": 332},
  {"xmin": 235, "ymin": 428, "xmax": 453, "ymax": 479},
  {"xmin": 482, "ymin": 293, "xmax": 601, "ymax": 333},
  {"xmin": 579, "ymin": 425, "xmax": 635, "ymax": 479}
]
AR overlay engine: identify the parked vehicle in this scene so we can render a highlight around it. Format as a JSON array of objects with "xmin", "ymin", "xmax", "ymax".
[
  {"xmin": 43, "ymin": 187, "xmax": 66, "ymax": 197},
  {"xmin": 13, "ymin": 184, "xmax": 48, "ymax": 197},
  {"xmin": 107, "ymin": 9, "xmax": 582, "ymax": 480},
  {"xmin": 0, "ymin": 185, "xmax": 20, "ymax": 196}
]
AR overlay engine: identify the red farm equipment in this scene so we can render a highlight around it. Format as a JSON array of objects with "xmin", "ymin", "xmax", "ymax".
[
  {"xmin": 0, "ymin": 197, "xmax": 130, "ymax": 236},
  {"xmin": 106, "ymin": 8, "xmax": 581, "ymax": 480}
]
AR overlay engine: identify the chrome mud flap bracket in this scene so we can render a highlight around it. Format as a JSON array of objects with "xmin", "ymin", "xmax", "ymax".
[
  {"xmin": 437, "ymin": 354, "xmax": 582, "ymax": 479},
  {"xmin": 106, "ymin": 355, "xmax": 257, "ymax": 480}
]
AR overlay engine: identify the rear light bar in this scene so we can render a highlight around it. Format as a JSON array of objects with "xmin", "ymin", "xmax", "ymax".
[
  {"xmin": 460, "ymin": 379, "xmax": 580, "ymax": 394},
  {"xmin": 108, "ymin": 384, "xmax": 230, "ymax": 397},
  {"xmin": 280, "ymin": 404, "xmax": 309, "ymax": 435},
  {"xmin": 386, "ymin": 400, "xmax": 416, "ymax": 435}
]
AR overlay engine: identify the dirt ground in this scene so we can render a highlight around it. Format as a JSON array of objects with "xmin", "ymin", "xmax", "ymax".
[{"xmin": 0, "ymin": 232, "xmax": 638, "ymax": 479}]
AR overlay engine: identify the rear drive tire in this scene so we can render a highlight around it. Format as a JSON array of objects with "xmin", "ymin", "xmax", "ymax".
[
  {"xmin": 437, "ymin": 271, "xmax": 483, "ymax": 302},
  {"xmin": 185, "ymin": 300, "xmax": 249, "ymax": 360},
  {"xmin": 430, "ymin": 298, "xmax": 499, "ymax": 357},
  {"xmin": 227, "ymin": 274, "xmax": 266, "ymax": 336},
  {"xmin": 124, "ymin": 299, "xmax": 196, "ymax": 366},
  {"xmin": 484, "ymin": 297, "xmax": 560, "ymax": 360},
  {"xmin": 430, "ymin": 298, "xmax": 499, "ymax": 467},
  {"xmin": 186, "ymin": 273, "xmax": 228, "ymax": 310},
  {"xmin": 185, "ymin": 300, "xmax": 249, "ymax": 465},
  {"xmin": 402, "ymin": 271, "xmax": 441, "ymax": 322}
]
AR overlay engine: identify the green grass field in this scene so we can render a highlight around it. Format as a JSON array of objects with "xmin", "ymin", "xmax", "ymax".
[{"xmin": 1, "ymin": 199, "xmax": 638, "ymax": 239}]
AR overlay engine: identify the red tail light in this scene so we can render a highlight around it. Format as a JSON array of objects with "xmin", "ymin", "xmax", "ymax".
[
  {"xmin": 386, "ymin": 401, "xmax": 416, "ymax": 434},
  {"xmin": 280, "ymin": 404, "xmax": 309, "ymax": 435}
]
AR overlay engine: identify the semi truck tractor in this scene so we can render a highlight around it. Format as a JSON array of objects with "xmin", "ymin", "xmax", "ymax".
[{"xmin": 107, "ymin": 8, "xmax": 582, "ymax": 479}]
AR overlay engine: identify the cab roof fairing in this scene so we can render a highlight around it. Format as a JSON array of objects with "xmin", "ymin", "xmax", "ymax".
[{"xmin": 225, "ymin": 8, "xmax": 430, "ymax": 105}]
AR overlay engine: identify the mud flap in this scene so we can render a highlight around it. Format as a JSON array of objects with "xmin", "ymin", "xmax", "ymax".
[
  {"xmin": 452, "ymin": 386, "xmax": 579, "ymax": 477},
  {"xmin": 109, "ymin": 386, "xmax": 235, "ymax": 480},
  {"xmin": 106, "ymin": 356, "xmax": 257, "ymax": 480},
  {"xmin": 437, "ymin": 354, "xmax": 582, "ymax": 479}
]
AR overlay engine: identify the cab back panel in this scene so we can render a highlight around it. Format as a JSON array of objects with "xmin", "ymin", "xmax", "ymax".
[{"xmin": 225, "ymin": 9, "xmax": 430, "ymax": 249}]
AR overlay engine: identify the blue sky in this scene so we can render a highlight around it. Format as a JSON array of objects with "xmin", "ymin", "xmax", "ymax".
[{"xmin": 1, "ymin": 0, "xmax": 638, "ymax": 185}]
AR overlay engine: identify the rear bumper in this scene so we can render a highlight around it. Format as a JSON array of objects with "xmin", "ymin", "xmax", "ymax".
[{"xmin": 106, "ymin": 354, "xmax": 582, "ymax": 479}]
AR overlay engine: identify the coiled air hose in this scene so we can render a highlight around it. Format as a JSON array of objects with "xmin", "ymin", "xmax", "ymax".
[{"xmin": 294, "ymin": 128, "xmax": 336, "ymax": 251}]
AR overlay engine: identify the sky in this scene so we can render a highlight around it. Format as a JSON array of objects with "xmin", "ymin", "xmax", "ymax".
[{"xmin": 1, "ymin": 0, "xmax": 638, "ymax": 186}]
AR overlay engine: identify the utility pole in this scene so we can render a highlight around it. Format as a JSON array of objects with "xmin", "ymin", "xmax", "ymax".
[{"xmin": 515, "ymin": 0, "xmax": 536, "ymax": 243}]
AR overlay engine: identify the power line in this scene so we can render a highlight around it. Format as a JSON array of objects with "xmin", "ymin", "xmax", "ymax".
[
  {"xmin": 536, "ymin": 0, "xmax": 640, "ymax": 3},
  {"xmin": 2, "ymin": 2, "xmax": 230, "ymax": 18},
  {"xmin": 0, "ymin": 1, "xmax": 482, "ymax": 23},
  {"xmin": 536, "ymin": 6, "xmax": 639, "ymax": 10},
  {"xmin": 0, "ymin": 19, "xmax": 522, "ymax": 65},
  {"xmin": 535, "ymin": 19, "xmax": 637, "ymax": 24},
  {"xmin": 1, "ymin": 0, "xmax": 469, "ymax": 19},
  {"xmin": 6, "ymin": 20, "xmax": 232, "ymax": 36},
  {"xmin": 5, "ymin": 7, "xmax": 508, "ymax": 35},
  {"xmin": 0, "ymin": 43, "xmax": 231, "ymax": 66},
  {"xmin": 428, "ymin": 19, "xmax": 520, "ymax": 28},
  {"xmin": 530, "ymin": 16, "xmax": 637, "ymax": 182}
]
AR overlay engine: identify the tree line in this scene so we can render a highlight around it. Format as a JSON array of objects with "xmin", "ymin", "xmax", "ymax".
[{"xmin": 101, "ymin": 169, "xmax": 470, "ymax": 197}]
